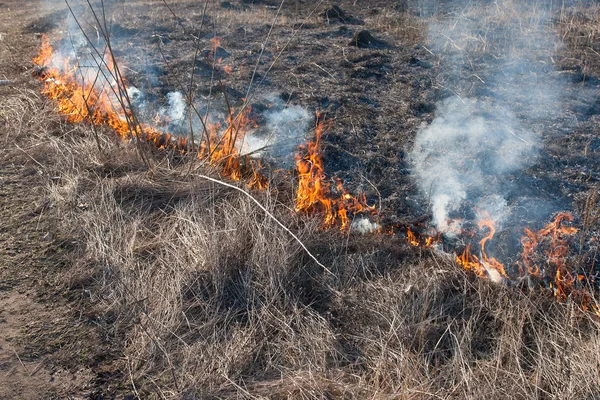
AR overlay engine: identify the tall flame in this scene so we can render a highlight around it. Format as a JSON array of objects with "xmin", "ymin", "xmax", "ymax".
[{"xmin": 294, "ymin": 114, "xmax": 377, "ymax": 230}]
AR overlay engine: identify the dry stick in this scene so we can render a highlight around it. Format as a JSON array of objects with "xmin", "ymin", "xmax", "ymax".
[
  {"xmin": 168, "ymin": 0, "xmax": 290, "ymax": 167},
  {"xmin": 94, "ymin": 1, "xmax": 151, "ymax": 165},
  {"xmin": 200, "ymin": 1, "xmax": 326, "ymax": 172},
  {"xmin": 162, "ymin": 0, "xmax": 224, "ymax": 164},
  {"xmin": 242, "ymin": 0, "xmax": 289, "ymax": 102},
  {"xmin": 83, "ymin": 0, "xmax": 151, "ymax": 166},
  {"xmin": 160, "ymin": 0, "xmax": 212, "ymax": 153},
  {"xmin": 361, "ymin": 173, "xmax": 382, "ymax": 215},
  {"xmin": 64, "ymin": 0, "xmax": 151, "ymax": 167},
  {"xmin": 197, "ymin": 173, "xmax": 332, "ymax": 275},
  {"xmin": 157, "ymin": 1, "xmax": 321, "ymax": 179},
  {"xmin": 14, "ymin": 143, "xmax": 44, "ymax": 169},
  {"xmin": 199, "ymin": 12, "xmax": 234, "ymax": 166},
  {"xmin": 126, "ymin": 356, "xmax": 142, "ymax": 400},
  {"xmin": 160, "ymin": 5, "xmax": 250, "ymax": 171},
  {"xmin": 159, "ymin": 0, "xmax": 240, "ymax": 169},
  {"xmin": 185, "ymin": 0, "xmax": 211, "ymax": 155},
  {"xmin": 160, "ymin": 0, "xmax": 189, "ymax": 34},
  {"xmin": 153, "ymin": 41, "xmax": 211, "ymax": 147},
  {"xmin": 197, "ymin": 0, "xmax": 328, "ymax": 179},
  {"xmin": 67, "ymin": 30, "xmax": 104, "ymax": 154},
  {"xmin": 12, "ymin": 349, "xmax": 30, "ymax": 376},
  {"xmin": 155, "ymin": 37, "xmax": 238, "ymax": 172}
]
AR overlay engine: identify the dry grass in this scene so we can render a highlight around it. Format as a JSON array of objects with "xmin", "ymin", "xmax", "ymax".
[
  {"xmin": 3, "ymin": 88, "xmax": 599, "ymax": 399},
  {"xmin": 556, "ymin": 3, "xmax": 600, "ymax": 79},
  {"xmin": 3, "ymin": 1, "xmax": 600, "ymax": 398}
]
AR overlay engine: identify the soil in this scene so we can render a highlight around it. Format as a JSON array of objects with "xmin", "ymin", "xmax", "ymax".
[{"xmin": 0, "ymin": 1, "xmax": 121, "ymax": 398}]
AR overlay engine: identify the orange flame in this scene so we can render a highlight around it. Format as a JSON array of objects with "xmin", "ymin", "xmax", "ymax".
[
  {"xmin": 406, "ymin": 227, "xmax": 438, "ymax": 248},
  {"xmin": 407, "ymin": 228, "xmax": 420, "ymax": 247},
  {"xmin": 294, "ymin": 114, "xmax": 376, "ymax": 230},
  {"xmin": 476, "ymin": 217, "xmax": 509, "ymax": 279},
  {"xmin": 33, "ymin": 34, "xmax": 266, "ymax": 188},
  {"xmin": 516, "ymin": 212, "xmax": 598, "ymax": 313},
  {"xmin": 450, "ymin": 211, "xmax": 597, "ymax": 315}
]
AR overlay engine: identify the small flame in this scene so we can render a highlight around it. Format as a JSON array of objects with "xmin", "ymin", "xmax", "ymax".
[
  {"xmin": 407, "ymin": 228, "xmax": 420, "ymax": 247},
  {"xmin": 406, "ymin": 227, "xmax": 438, "ymax": 248},
  {"xmin": 33, "ymin": 34, "xmax": 265, "ymax": 188},
  {"xmin": 476, "ymin": 217, "xmax": 509, "ymax": 280},
  {"xmin": 517, "ymin": 212, "xmax": 598, "ymax": 314}
]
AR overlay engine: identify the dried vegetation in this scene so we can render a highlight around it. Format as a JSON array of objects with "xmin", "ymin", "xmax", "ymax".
[{"xmin": 2, "ymin": 0, "xmax": 600, "ymax": 399}]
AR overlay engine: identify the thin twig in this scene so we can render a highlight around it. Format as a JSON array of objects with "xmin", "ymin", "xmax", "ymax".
[
  {"xmin": 14, "ymin": 144, "xmax": 44, "ymax": 169},
  {"xmin": 197, "ymin": 174, "xmax": 332, "ymax": 275},
  {"xmin": 13, "ymin": 349, "xmax": 30, "ymax": 376}
]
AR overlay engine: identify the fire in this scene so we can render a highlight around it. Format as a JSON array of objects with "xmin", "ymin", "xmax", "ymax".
[
  {"xmin": 294, "ymin": 114, "xmax": 376, "ymax": 230},
  {"xmin": 222, "ymin": 64, "xmax": 233, "ymax": 75},
  {"xmin": 451, "ymin": 215, "xmax": 508, "ymax": 281},
  {"xmin": 476, "ymin": 217, "xmax": 509, "ymax": 280},
  {"xmin": 33, "ymin": 34, "xmax": 266, "ymax": 189},
  {"xmin": 33, "ymin": 36, "xmax": 598, "ymax": 314},
  {"xmin": 455, "ymin": 244, "xmax": 486, "ymax": 277},
  {"xmin": 406, "ymin": 211, "xmax": 597, "ymax": 315},
  {"xmin": 406, "ymin": 227, "xmax": 438, "ymax": 248},
  {"xmin": 407, "ymin": 228, "xmax": 420, "ymax": 247},
  {"xmin": 516, "ymin": 212, "xmax": 597, "ymax": 313}
]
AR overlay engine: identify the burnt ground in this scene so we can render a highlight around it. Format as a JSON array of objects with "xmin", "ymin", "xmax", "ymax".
[
  {"xmin": 0, "ymin": 0, "xmax": 599, "ymax": 398},
  {"xmin": 41, "ymin": 0, "xmax": 599, "ymax": 227}
]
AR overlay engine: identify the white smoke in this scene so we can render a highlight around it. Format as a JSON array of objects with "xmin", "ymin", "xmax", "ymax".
[
  {"xmin": 412, "ymin": 98, "xmax": 535, "ymax": 231},
  {"xmin": 165, "ymin": 92, "xmax": 186, "ymax": 122},
  {"xmin": 411, "ymin": 1, "xmax": 563, "ymax": 234},
  {"xmin": 240, "ymin": 95, "xmax": 311, "ymax": 165},
  {"xmin": 350, "ymin": 217, "xmax": 381, "ymax": 234}
]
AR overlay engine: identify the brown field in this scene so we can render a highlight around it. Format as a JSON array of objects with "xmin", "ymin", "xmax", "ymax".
[{"xmin": 1, "ymin": 0, "xmax": 599, "ymax": 399}]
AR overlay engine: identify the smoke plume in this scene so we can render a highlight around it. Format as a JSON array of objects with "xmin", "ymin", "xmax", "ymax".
[{"xmin": 411, "ymin": 1, "xmax": 565, "ymax": 234}]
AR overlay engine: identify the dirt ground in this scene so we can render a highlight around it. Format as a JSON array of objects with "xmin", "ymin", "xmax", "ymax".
[{"xmin": 0, "ymin": 1, "xmax": 121, "ymax": 398}]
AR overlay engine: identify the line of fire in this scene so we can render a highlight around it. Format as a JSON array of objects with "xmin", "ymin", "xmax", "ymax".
[{"xmin": 33, "ymin": 33, "xmax": 599, "ymax": 317}]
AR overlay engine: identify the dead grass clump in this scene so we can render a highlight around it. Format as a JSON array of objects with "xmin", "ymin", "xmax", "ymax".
[
  {"xmin": 8, "ymin": 85, "xmax": 597, "ymax": 398},
  {"xmin": 557, "ymin": 3, "xmax": 600, "ymax": 80}
]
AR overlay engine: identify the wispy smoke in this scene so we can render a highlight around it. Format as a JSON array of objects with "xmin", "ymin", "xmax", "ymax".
[
  {"xmin": 41, "ymin": 3, "xmax": 314, "ymax": 166},
  {"xmin": 242, "ymin": 95, "xmax": 311, "ymax": 167},
  {"xmin": 411, "ymin": 1, "xmax": 564, "ymax": 233}
]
